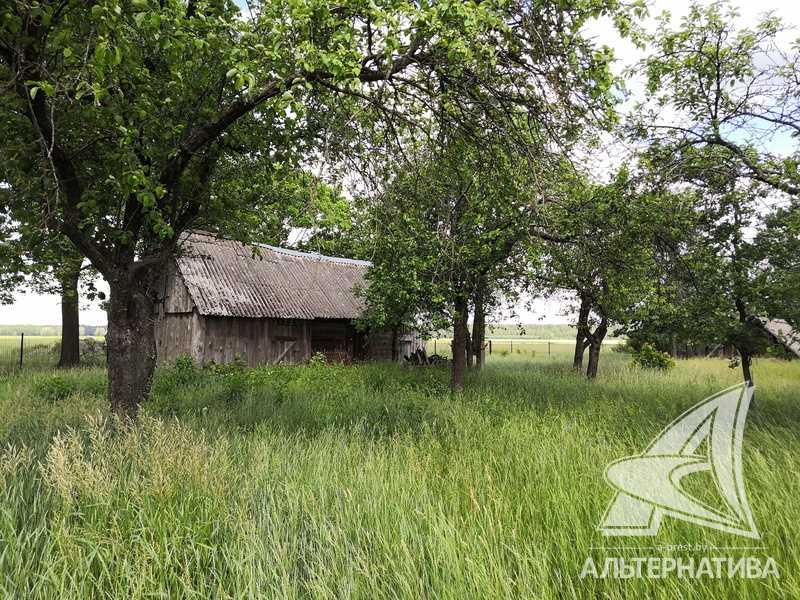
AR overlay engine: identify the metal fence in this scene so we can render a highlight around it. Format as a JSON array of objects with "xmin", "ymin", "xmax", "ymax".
[
  {"xmin": 425, "ymin": 338, "xmax": 584, "ymax": 358},
  {"xmin": 0, "ymin": 334, "xmax": 106, "ymax": 372}
]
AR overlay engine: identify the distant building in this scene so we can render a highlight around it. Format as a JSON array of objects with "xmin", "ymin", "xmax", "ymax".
[
  {"xmin": 754, "ymin": 317, "xmax": 800, "ymax": 358},
  {"xmin": 155, "ymin": 231, "xmax": 421, "ymax": 366}
]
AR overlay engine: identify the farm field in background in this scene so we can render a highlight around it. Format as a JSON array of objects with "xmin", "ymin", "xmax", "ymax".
[
  {"xmin": 0, "ymin": 351, "xmax": 798, "ymax": 598},
  {"xmin": 0, "ymin": 335, "xmax": 105, "ymax": 371},
  {"xmin": 433, "ymin": 324, "xmax": 623, "ymax": 340},
  {"xmin": 425, "ymin": 337, "xmax": 621, "ymax": 358}
]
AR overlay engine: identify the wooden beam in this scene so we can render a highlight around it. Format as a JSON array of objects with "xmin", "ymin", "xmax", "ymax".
[{"xmin": 275, "ymin": 340, "xmax": 297, "ymax": 364}]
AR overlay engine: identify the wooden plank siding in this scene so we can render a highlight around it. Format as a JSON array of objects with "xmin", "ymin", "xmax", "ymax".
[
  {"xmin": 154, "ymin": 311, "xmax": 424, "ymax": 367},
  {"xmin": 153, "ymin": 234, "xmax": 425, "ymax": 367},
  {"xmin": 155, "ymin": 312, "xmax": 199, "ymax": 364}
]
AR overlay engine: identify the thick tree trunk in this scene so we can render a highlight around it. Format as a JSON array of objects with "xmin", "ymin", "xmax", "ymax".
[
  {"xmin": 573, "ymin": 331, "xmax": 587, "ymax": 370},
  {"xmin": 106, "ymin": 283, "xmax": 157, "ymax": 418},
  {"xmin": 472, "ymin": 288, "xmax": 486, "ymax": 370},
  {"xmin": 573, "ymin": 292, "xmax": 591, "ymax": 370},
  {"xmin": 585, "ymin": 317, "xmax": 608, "ymax": 380},
  {"xmin": 451, "ymin": 295, "xmax": 468, "ymax": 393},
  {"xmin": 586, "ymin": 342, "xmax": 601, "ymax": 379},
  {"xmin": 58, "ymin": 267, "xmax": 81, "ymax": 368}
]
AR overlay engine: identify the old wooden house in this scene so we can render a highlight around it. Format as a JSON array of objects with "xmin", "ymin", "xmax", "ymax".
[{"xmin": 155, "ymin": 231, "xmax": 420, "ymax": 366}]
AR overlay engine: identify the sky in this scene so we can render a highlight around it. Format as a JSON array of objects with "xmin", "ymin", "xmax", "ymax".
[{"xmin": 1, "ymin": 0, "xmax": 797, "ymax": 328}]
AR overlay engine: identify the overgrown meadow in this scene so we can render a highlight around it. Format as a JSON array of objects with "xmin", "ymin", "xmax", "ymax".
[{"xmin": 0, "ymin": 353, "xmax": 798, "ymax": 598}]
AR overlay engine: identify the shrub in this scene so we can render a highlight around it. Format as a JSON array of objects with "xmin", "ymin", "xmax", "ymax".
[
  {"xmin": 308, "ymin": 351, "xmax": 327, "ymax": 367},
  {"xmin": 152, "ymin": 355, "xmax": 199, "ymax": 390},
  {"xmin": 766, "ymin": 343, "xmax": 795, "ymax": 361},
  {"xmin": 631, "ymin": 343, "xmax": 675, "ymax": 371},
  {"xmin": 613, "ymin": 340, "xmax": 635, "ymax": 353},
  {"xmin": 32, "ymin": 375, "xmax": 77, "ymax": 403}
]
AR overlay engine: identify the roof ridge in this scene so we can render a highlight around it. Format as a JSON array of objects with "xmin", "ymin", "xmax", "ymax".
[{"xmin": 184, "ymin": 230, "xmax": 371, "ymax": 266}]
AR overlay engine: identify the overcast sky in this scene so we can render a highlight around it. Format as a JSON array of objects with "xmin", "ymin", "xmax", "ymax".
[{"xmin": 1, "ymin": 0, "xmax": 797, "ymax": 327}]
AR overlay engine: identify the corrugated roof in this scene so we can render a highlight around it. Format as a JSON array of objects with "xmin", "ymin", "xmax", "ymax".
[
  {"xmin": 176, "ymin": 231, "xmax": 370, "ymax": 319},
  {"xmin": 757, "ymin": 318, "xmax": 800, "ymax": 358}
]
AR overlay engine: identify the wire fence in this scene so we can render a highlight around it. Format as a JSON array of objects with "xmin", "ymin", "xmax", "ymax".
[
  {"xmin": 0, "ymin": 334, "xmax": 107, "ymax": 372},
  {"xmin": 425, "ymin": 338, "xmax": 585, "ymax": 358}
]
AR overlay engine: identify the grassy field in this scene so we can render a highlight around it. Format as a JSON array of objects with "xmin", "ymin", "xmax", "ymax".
[
  {"xmin": 0, "ymin": 336, "xmax": 106, "ymax": 372},
  {"xmin": 433, "ymin": 323, "xmax": 623, "ymax": 340},
  {"xmin": 0, "ymin": 352, "xmax": 798, "ymax": 598},
  {"xmin": 0, "ymin": 335, "xmax": 61, "ymax": 369}
]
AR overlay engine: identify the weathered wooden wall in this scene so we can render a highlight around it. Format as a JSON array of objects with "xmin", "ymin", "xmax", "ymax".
[
  {"xmin": 156, "ymin": 312, "xmax": 422, "ymax": 366},
  {"xmin": 196, "ymin": 316, "xmax": 311, "ymax": 366},
  {"xmin": 366, "ymin": 328, "xmax": 424, "ymax": 361},
  {"xmin": 156, "ymin": 313, "xmax": 312, "ymax": 366},
  {"xmin": 160, "ymin": 261, "xmax": 195, "ymax": 315},
  {"xmin": 155, "ymin": 312, "xmax": 201, "ymax": 364},
  {"xmin": 154, "ymin": 261, "xmax": 422, "ymax": 366}
]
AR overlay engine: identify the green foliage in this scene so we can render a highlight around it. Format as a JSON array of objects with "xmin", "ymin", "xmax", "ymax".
[
  {"xmin": 765, "ymin": 344, "xmax": 795, "ymax": 362},
  {"xmin": 359, "ymin": 130, "xmax": 578, "ymax": 340},
  {"xmin": 637, "ymin": 0, "xmax": 800, "ymax": 197},
  {"xmin": 32, "ymin": 375, "xmax": 78, "ymax": 403},
  {"xmin": 307, "ymin": 351, "xmax": 327, "ymax": 367},
  {"xmin": 2, "ymin": 0, "xmax": 637, "ymax": 407},
  {"xmin": 29, "ymin": 371, "xmax": 107, "ymax": 403},
  {"xmin": 631, "ymin": 343, "xmax": 676, "ymax": 371}
]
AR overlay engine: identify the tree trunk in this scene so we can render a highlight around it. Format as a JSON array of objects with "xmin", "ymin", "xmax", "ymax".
[
  {"xmin": 573, "ymin": 292, "xmax": 591, "ymax": 370},
  {"xmin": 472, "ymin": 287, "xmax": 486, "ymax": 370},
  {"xmin": 58, "ymin": 267, "xmax": 81, "ymax": 368},
  {"xmin": 106, "ymin": 283, "xmax": 157, "ymax": 418},
  {"xmin": 586, "ymin": 342, "xmax": 602, "ymax": 379},
  {"xmin": 738, "ymin": 346, "xmax": 753, "ymax": 386},
  {"xmin": 573, "ymin": 330, "xmax": 587, "ymax": 370},
  {"xmin": 465, "ymin": 325, "xmax": 473, "ymax": 368},
  {"xmin": 734, "ymin": 298, "xmax": 755, "ymax": 388},
  {"xmin": 585, "ymin": 317, "xmax": 608, "ymax": 380},
  {"xmin": 451, "ymin": 295, "xmax": 468, "ymax": 393}
]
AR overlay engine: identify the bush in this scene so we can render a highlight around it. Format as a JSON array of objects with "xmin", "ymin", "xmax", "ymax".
[
  {"xmin": 308, "ymin": 351, "xmax": 327, "ymax": 367},
  {"xmin": 631, "ymin": 343, "xmax": 675, "ymax": 371},
  {"xmin": 151, "ymin": 355, "xmax": 199, "ymax": 392},
  {"xmin": 32, "ymin": 375, "xmax": 76, "ymax": 403},
  {"xmin": 30, "ymin": 371, "xmax": 106, "ymax": 403},
  {"xmin": 613, "ymin": 340, "xmax": 635, "ymax": 353},
  {"xmin": 766, "ymin": 343, "xmax": 795, "ymax": 361}
]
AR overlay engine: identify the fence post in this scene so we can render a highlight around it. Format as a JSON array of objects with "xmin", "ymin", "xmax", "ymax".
[
  {"xmin": 434, "ymin": 339, "xmax": 437, "ymax": 354},
  {"xmin": 510, "ymin": 340, "xmax": 513, "ymax": 353},
  {"xmin": 19, "ymin": 333, "xmax": 24, "ymax": 368},
  {"xmin": 489, "ymin": 340, "xmax": 492, "ymax": 355},
  {"xmin": 548, "ymin": 341, "xmax": 551, "ymax": 356}
]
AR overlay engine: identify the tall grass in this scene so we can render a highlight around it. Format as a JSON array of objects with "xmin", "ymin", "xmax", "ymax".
[{"xmin": 0, "ymin": 353, "xmax": 798, "ymax": 598}]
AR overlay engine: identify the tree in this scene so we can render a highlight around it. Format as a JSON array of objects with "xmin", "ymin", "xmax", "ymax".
[
  {"xmin": 637, "ymin": 0, "xmax": 800, "ymax": 199},
  {"xmin": 624, "ymin": 146, "xmax": 798, "ymax": 386},
  {"xmin": 534, "ymin": 171, "xmax": 661, "ymax": 379},
  {"xmin": 0, "ymin": 183, "xmax": 94, "ymax": 367},
  {"xmin": 625, "ymin": 1, "xmax": 800, "ymax": 381},
  {"xmin": 1, "ymin": 0, "xmax": 632, "ymax": 413},
  {"xmin": 754, "ymin": 207, "xmax": 800, "ymax": 326},
  {"xmin": 360, "ymin": 126, "xmax": 579, "ymax": 391}
]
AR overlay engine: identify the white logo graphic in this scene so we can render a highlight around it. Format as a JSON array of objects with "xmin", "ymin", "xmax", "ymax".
[{"xmin": 599, "ymin": 383, "xmax": 759, "ymax": 539}]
